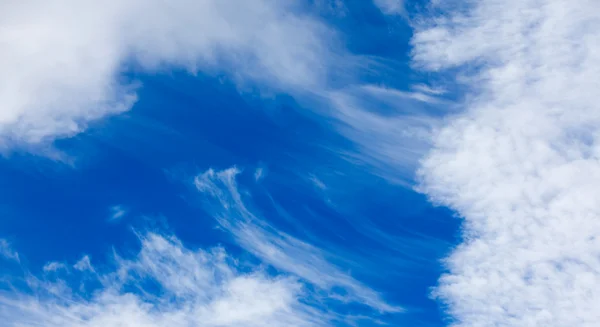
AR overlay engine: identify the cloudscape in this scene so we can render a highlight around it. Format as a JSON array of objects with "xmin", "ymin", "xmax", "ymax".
[{"xmin": 1, "ymin": 1, "xmax": 598, "ymax": 326}]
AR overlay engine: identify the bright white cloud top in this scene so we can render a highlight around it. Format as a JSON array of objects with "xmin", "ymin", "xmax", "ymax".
[
  {"xmin": 0, "ymin": 0, "xmax": 332, "ymax": 148},
  {"xmin": 413, "ymin": 0, "xmax": 600, "ymax": 326}
]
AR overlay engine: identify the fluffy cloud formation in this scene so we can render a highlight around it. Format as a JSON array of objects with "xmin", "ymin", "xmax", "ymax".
[
  {"xmin": 413, "ymin": 0, "xmax": 600, "ymax": 326},
  {"xmin": 0, "ymin": 233, "xmax": 330, "ymax": 327},
  {"xmin": 0, "ymin": 0, "xmax": 332, "ymax": 148}
]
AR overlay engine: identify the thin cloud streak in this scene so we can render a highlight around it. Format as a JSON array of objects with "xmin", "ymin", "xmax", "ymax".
[
  {"xmin": 0, "ymin": 239, "xmax": 19, "ymax": 263},
  {"xmin": 108, "ymin": 205, "xmax": 128, "ymax": 221},
  {"xmin": 373, "ymin": 0, "xmax": 405, "ymax": 16},
  {"xmin": 194, "ymin": 167, "xmax": 400, "ymax": 314}
]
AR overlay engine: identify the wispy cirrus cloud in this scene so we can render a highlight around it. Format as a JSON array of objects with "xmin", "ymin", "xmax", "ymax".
[
  {"xmin": 108, "ymin": 205, "xmax": 128, "ymax": 222},
  {"xmin": 326, "ymin": 86, "xmax": 445, "ymax": 183},
  {"xmin": 412, "ymin": 0, "xmax": 600, "ymax": 325},
  {"xmin": 0, "ymin": 232, "xmax": 332, "ymax": 327},
  {"xmin": 73, "ymin": 255, "xmax": 95, "ymax": 272},
  {"xmin": 0, "ymin": 164, "xmax": 401, "ymax": 326},
  {"xmin": 1, "ymin": 0, "xmax": 443, "ymax": 184},
  {"xmin": 194, "ymin": 167, "xmax": 399, "ymax": 314},
  {"xmin": 373, "ymin": 0, "xmax": 405, "ymax": 16},
  {"xmin": 42, "ymin": 261, "xmax": 67, "ymax": 273},
  {"xmin": 0, "ymin": 239, "xmax": 19, "ymax": 263}
]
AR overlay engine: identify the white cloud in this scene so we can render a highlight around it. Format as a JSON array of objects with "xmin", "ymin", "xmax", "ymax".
[
  {"xmin": 1, "ymin": 0, "xmax": 442, "ymax": 184},
  {"xmin": 0, "ymin": 0, "xmax": 334, "ymax": 148},
  {"xmin": 109, "ymin": 205, "xmax": 127, "ymax": 221},
  {"xmin": 373, "ymin": 0, "xmax": 405, "ymax": 16},
  {"xmin": 413, "ymin": 0, "xmax": 600, "ymax": 326},
  {"xmin": 254, "ymin": 166, "xmax": 267, "ymax": 182},
  {"xmin": 0, "ymin": 233, "xmax": 333, "ymax": 327},
  {"xmin": 194, "ymin": 167, "xmax": 399, "ymax": 313},
  {"xmin": 411, "ymin": 84, "xmax": 447, "ymax": 96},
  {"xmin": 0, "ymin": 0, "xmax": 442, "ymax": 187},
  {"xmin": 43, "ymin": 261, "xmax": 67, "ymax": 273},
  {"xmin": 307, "ymin": 174, "xmax": 327, "ymax": 191},
  {"xmin": 326, "ymin": 86, "xmax": 444, "ymax": 183},
  {"xmin": 0, "ymin": 239, "xmax": 19, "ymax": 262},
  {"xmin": 73, "ymin": 255, "xmax": 95, "ymax": 272}
]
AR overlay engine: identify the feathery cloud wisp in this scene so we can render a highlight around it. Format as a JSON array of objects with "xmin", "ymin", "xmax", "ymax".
[
  {"xmin": 373, "ymin": 0, "xmax": 405, "ymax": 16},
  {"xmin": 194, "ymin": 167, "xmax": 399, "ymax": 313},
  {"xmin": 0, "ymin": 233, "xmax": 331, "ymax": 327},
  {"xmin": 0, "ymin": 239, "xmax": 19, "ymax": 262}
]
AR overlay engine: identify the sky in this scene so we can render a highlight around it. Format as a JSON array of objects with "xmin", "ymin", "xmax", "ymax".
[{"xmin": 0, "ymin": 1, "xmax": 599, "ymax": 326}]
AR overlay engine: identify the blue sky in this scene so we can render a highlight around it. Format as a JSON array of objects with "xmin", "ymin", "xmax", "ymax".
[{"xmin": 1, "ymin": 1, "xmax": 599, "ymax": 326}]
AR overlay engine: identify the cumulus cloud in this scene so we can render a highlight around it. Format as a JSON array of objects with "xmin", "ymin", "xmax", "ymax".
[
  {"xmin": 0, "ymin": 0, "xmax": 334, "ymax": 148},
  {"xmin": 0, "ymin": 233, "xmax": 332, "ymax": 327},
  {"xmin": 413, "ymin": 0, "xmax": 600, "ymax": 325},
  {"xmin": 194, "ymin": 167, "xmax": 399, "ymax": 313}
]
